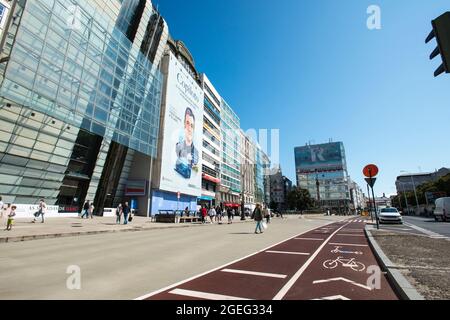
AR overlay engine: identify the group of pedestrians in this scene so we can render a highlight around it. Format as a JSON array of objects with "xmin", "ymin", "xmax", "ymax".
[
  {"xmin": 80, "ymin": 200, "xmax": 95, "ymax": 219},
  {"xmin": 196, "ymin": 202, "xmax": 271, "ymax": 235},
  {"xmin": 1, "ymin": 196, "xmax": 48, "ymax": 231},
  {"xmin": 115, "ymin": 202, "xmax": 131, "ymax": 225},
  {"xmin": 199, "ymin": 205, "xmax": 241, "ymax": 225},
  {"xmin": 1, "ymin": 196, "xmax": 16, "ymax": 231}
]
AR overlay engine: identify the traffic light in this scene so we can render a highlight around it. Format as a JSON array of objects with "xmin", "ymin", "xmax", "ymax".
[{"xmin": 425, "ymin": 12, "xmax": 450, "ymax": 77}]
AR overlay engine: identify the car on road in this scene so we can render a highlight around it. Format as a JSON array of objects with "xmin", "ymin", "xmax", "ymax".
[
  {"xmin": 378, "ymin": 207, "xmax": 403, "ymax": 224},
  {"xmin": 434, "ymin": 197, "xmax": 450, "ymax": 222}
]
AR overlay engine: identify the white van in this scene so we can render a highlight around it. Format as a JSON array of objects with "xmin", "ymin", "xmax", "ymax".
[{"xmin": 434, "ymin": 197, "xmax": 450, "ymax": 222}]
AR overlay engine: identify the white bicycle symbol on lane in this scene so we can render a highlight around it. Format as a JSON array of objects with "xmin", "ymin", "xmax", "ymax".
[
  {"xmin": 331, "ymin": 246, "xmax": 363, "ymax": 255},
  {"xmin": 323, "ymin": 256, "xmax": 366, "ymax": 272}
]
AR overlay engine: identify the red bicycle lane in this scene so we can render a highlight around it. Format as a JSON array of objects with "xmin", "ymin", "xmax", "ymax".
[
  {"xmin": 140, "ymin": 218, "xmax": 399, "ymax": 300},
  {"xmin": 279, "ymin": 219, "xmax": 398, "ymax": 300}
]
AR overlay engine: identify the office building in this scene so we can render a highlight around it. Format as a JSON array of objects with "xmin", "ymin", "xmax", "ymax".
[
  {"xmin": 219, "ymin": 98, "xmax": 241, "ymax": 209},
  {"xmin": 295, "ymin": 141, "xmax": 351, "ymax": 213},
  {"xmin": 150, "ymin": 37, "xmax": 204, "ymax": 214},
  {"xmin": 198, "ymin": 74, "xmax": 222, "ymax": 208},
  {"xmin": 0, "ymin": 0, "xmax": 168, "ymax": 216},
  {"xmin": 396, "ymin": 167, "xmax": 450, "ymax": 193},
  {"xmin": 240, "ymin": 129, "xmax": 256, "ymax": 211}
]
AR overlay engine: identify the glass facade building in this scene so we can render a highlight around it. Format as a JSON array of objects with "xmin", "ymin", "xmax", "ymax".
[
  {"xmin": 0, "ymin": 0, "xmax": 168, "ymax": 212},
  {"xmin": 220, "ymin": 98, "xmax": 241, "ymax": 205},
  {"xmin": 295, "ymin": 142, "xmax": 350, "ymax": 212}
]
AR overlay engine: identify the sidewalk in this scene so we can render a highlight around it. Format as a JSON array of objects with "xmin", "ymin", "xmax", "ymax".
[{"xmin": 0, "ymin": 215, "xmax": 255, "ymax": 243}]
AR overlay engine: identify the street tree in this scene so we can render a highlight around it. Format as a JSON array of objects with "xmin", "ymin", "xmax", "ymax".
[{"xmin": 286, "ymin": 187, "xmax": 313, "ymax": 214}]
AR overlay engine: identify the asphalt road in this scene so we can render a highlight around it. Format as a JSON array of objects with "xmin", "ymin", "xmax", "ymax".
[
  {"xmin": 0, "ymin": 215, "xmax": 347, "ymax": 299},
  {"xmin": 144, "ymin": 218, "xmax": 398, "ymax": 300},
  {"xmin": 403, "ymin": 216, "xmax": 450, "ymax": 238}
]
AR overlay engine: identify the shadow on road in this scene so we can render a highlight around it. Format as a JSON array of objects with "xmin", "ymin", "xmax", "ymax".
[{"xmin": 229, "ymin": 232, "xmax": 255, "ymax": 235}]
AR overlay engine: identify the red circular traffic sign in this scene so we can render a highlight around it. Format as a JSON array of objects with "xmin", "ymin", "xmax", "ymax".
[{"xmin": 363, "ymin": 164, "xmax": 379, "ymax": 178}]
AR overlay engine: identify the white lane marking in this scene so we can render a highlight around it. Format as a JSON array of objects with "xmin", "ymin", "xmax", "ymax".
[
  {"xmin": 169, "ymin": 288, "xmax": 251, "ymax": 300},
  {"xmin": 221, "ymin": 268, "xmax": 287, "ymax": 279},
  {"xmin": 313, "ymin": 277, "xmax": 372, "ymax": 290},
  {"xmin": 403, "ymin": 221, "xmax": 443, "ymax": 237},
  {"xmin": 312, "ymin": 295, "xmax": 351, "ymax": 300},
  {"xmin": 294, "ymin": 237, "xmax": 324, "ymax": 241},
  {"xmin": 273, "ymin": 221, "xmax": 351, "ymax": 300},
  {"xmin": 328, "ymin": 243, "xmax": 368, "ymax": 247},
  {"xmin": 266, "ymin": 250, "xmax": 310, "ymax": 256},
  {"xmin": 336, "ymin": 234, "xmax": 365, "ymax": 237},
  {"xmin": 135, "ymin": 221, "xmax": 338, "ymax": 300}
]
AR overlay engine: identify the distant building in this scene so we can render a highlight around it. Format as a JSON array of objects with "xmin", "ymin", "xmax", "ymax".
[
  {"xmin": 295, "ymin": 142, "xmax": 351, "ymax": 214},
  {"xmin": 349, "ymin": 179, "xmax": 365, "ymax": 212},
  {"xmin": 269, "ymin": 166, "xmax": 291, "ymax": 211},
  {"xmin": 375, "ymin": 193, "xmax": 391, "ymax": 208},
  {"xmin": 395, "ymin": 168, "xmax": 450, "ymax": 194}
]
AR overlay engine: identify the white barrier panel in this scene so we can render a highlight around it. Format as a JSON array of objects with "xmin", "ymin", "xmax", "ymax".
[
  {"xmin": 103, "ymin": 208, "xmax": 117, "ymax": 217},
  {"xmin": 13, "ymin": 204, "xmax": 79, "ymax": 218}
]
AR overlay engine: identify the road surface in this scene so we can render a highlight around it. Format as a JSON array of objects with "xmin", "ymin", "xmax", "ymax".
[
  {"xmin": 0, "ymin": 215, "xmax": 347, "ymax": 299},
  {"xmin": 142, "ymin": 218, "xmax": 398, "ymax": 300}
]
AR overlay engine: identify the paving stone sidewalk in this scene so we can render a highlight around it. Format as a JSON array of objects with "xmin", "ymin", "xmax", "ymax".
[{"xmin": 0, "ymin": 215, "xmax": 255, "ymax": 243}]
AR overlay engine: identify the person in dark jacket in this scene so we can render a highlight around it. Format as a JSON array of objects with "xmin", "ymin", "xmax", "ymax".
[
  {"xmin": 253, "ymin": 203, "xmax": 264, "ymax": 234},
  {"xmin": 123, "ymin": 202, "xmax": 130, "ymax": 225}
]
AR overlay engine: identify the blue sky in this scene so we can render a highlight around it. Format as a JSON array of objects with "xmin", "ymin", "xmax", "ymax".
[{"xmin": 154, "ymin": 0, "xmax": 450, "ymax": 197}]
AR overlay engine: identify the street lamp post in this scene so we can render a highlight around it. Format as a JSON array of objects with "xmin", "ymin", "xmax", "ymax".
[
  {"xmin": 401, "ymin": 171, "xmax": 420, "ymax": 214},
  {"xmin": 410, "ymin": 175, "xmax": 420, "ymax": 213}
]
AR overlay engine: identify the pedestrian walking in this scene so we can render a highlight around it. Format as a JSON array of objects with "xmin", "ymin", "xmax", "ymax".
[
  {"xmin": 32, "ymin": 199, "xmax": 46, "ymax": 223},
  {"xmin": 264, "ymin": 205, "xmax": 270, "ymax": 224},
  {"xmin": 201, "ymin": 206, "xmax": 207, "ymax": 224},
  {"xmin": 123, "ymin": 202, "xmax": 130, "ymax": 225},
  {"xmin": 227, "ymin": 207, "xmax": 233, "ymax": 224},
  {"xmin": 81, "ymin": 200, "xmax": 90, "ymax": 219},
  {"xmin": 5, "ymin": 205, "xmax": 16, "ymax": 231},
  {"xmin": 88, "ymin": 202, "xmax": 94, "ymax": 219},
  {"xmin": 0, "ymin": 196, "xmax": 3, "ymax": 219},
  {"xmin": 1, "ymin": 203, "xmax": 10, "ymax": 220},
  {"xmin": 184, "ymin": 206, "xmax": 190, "ymax": 217},
  {"xmin": 215, "ymin": 205, "xmax": 222, "ymax": 223},
  {"xmin": 208, "ymin": 206, "xmax": 216, "ymax": 224},
  {"xmin": 116, "ymin": 203, "xmax": 123, "ymax": 224},
  {"xmin": 253, "ymin": 203, "xmax": 264, "ymax": 234}
]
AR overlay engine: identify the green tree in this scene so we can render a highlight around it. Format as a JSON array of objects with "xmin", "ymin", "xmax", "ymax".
[
  {"xmin": 286, "ymin": 187, "xmax": 313, "ymax": 213},
  {"xmin": 269, "ymin": 200, "xmax": 277, "ymax": 211}
]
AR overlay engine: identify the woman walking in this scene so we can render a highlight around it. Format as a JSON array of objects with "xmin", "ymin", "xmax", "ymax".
[
  {"xmin": 116, "ymin": 203, "xmax": 123, "ymax": 224},
  {"xmin": 253, "ymin": 203, "xmax": 264, "ymax": 234}
]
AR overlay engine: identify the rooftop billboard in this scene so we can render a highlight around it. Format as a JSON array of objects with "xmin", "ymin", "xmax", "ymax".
[{"xmin": 295, "ymin": 142, "xmax": 345, "ymax": 172}]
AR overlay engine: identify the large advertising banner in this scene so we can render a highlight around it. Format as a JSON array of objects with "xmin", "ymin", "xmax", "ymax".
[
  {"xmin": 159, "ymin": 53, "xmax": 204, "ymax": 196},
  {"xmin": 295, "ymin": 142, "xmax": 344, "ymax": 171}
]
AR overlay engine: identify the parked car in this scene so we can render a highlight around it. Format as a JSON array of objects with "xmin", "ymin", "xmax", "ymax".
[
  {"xmin": 378, "ymin": 207, "xmax": 403, "ymax": 224},
  {"xmin": 434, "ymin": 197, "xmax": 450, "ymax": 222}
]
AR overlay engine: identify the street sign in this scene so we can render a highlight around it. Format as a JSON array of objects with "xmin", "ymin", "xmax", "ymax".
[
  {"xmin": 363, "ymin": 164, "xmax": 379, "ymax": 178},
  {"xmin": 365, "ymin": 177, "xmax": 376, "ymax": 188},
  {"xmin": 177, "ymin": 192, "xmax": 180, "ymax": 199}
]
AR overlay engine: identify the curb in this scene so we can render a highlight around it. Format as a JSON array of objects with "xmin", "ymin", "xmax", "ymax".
[
  {"xmin": 364, "ymin": 226, "xmax": 425, "ymax": 300},
  {"xmin": 0, "ymin": 220, "xmax": 255, "ymax": 243}
]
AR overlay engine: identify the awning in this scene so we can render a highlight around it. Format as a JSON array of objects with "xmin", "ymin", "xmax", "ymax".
[
  {"xmin": 223, "ymin": 203, "xmax": 240, "ymax": 208},
  {"xmin": 198, "ymin": 195, "xmax": 214, "ymax": 201}
]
